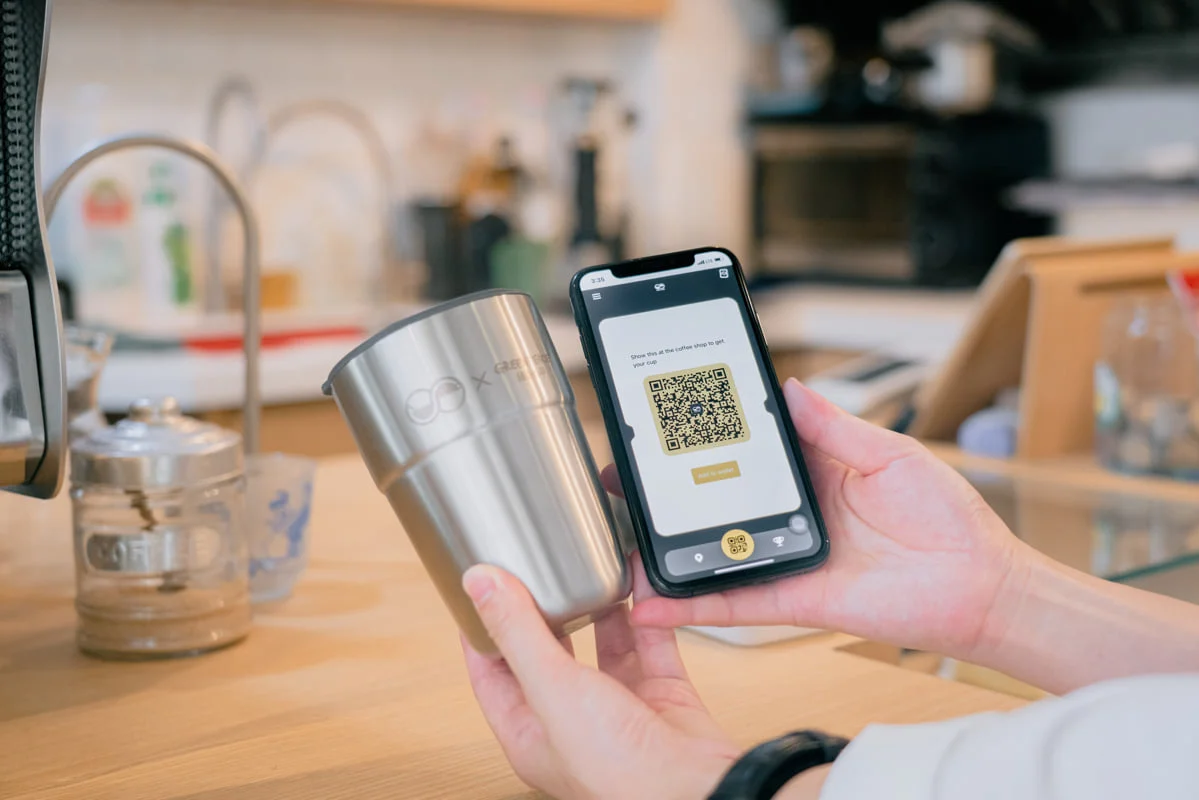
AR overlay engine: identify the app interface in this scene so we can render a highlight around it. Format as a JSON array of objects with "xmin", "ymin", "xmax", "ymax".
[{"xmin": 580, "ymin": 251, "xmax": 821, "ymax": 582}]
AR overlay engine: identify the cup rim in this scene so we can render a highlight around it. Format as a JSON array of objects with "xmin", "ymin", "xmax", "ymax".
[{"xmin": 321, "ymin": 289, "xmax": 534, "ymax": 397}]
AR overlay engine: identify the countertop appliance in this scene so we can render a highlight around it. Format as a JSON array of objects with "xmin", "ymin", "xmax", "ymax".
[
  {"xmin": 879, "ymin": 1, "xmax": 1041, "ymax": 116},
  {"xmin": 750, "ymin": 111, "xmax": 1052, "ymax": 287},
  {"xmin": 1, "ymin": 0, "xmax": 66, "ymax": 500}
]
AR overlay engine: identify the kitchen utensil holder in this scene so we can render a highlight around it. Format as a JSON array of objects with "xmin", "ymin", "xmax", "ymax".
[{"xmin": 44, "ymin": 133, "xmax": 263, "ymax": 453}]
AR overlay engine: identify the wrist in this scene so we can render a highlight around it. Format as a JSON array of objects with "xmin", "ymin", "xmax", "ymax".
[
  {"xmin": 963, "ymin": 540, "xmax": 1040, "ymax": 670},
  {"xmin": 962, "ymin": 540, "xmax": 1199, "ymax": 694},
  {"xmin": 689, "ymin": 750, "xmax": 740, "ymax": 800},
  {"xmin": 707, "ymin": 731, "xmax": 847, "ymax": 800}
]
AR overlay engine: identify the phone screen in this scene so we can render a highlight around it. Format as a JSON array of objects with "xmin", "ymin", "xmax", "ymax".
[{"xmin": 575, "ymin": 249, "xmax": 826, "ymax": 589}]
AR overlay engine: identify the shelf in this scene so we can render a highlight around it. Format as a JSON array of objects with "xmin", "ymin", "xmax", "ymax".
[
  {"xmin": 1022, "ymin": 33, "xmax": 1199, "ymax": 92},
  {"xmin": 926, "ymin": 443, "xmax": 1199, "ymax": 594},
  {"xmin": 925, "ymin": 442, "xmax": 1199, "ymax": 504},
  {"xmin": 1010, "ymin": 179, "xmax": 1199, "ymax": 213},
  {"xmin": 241, "ymin": 0, "xmax": 669, "ymax": 20}
]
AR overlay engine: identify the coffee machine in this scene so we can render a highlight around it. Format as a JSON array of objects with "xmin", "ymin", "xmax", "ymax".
[{"xmin": 0, "ymin": 0, "xmax": 67, "ymax": 500}]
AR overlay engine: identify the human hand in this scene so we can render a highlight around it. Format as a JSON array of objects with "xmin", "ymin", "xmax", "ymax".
[
  {"xmin": 613, "ymin": 379, "xmax": 1030, "ymax": 663},
  {"xmin": 461, "ymin": 562, "xmax": 740, "ymax": 800}
]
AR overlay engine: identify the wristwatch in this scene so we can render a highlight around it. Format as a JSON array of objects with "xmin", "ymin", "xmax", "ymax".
[{"xmin": 707, "ymin": 730, "xmax": 850, "ymax": 800}]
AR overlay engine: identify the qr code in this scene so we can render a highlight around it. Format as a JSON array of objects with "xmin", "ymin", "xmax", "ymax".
[{"xmin": 644, "ymin": 363, "xmax": 750, "ymax": 455}]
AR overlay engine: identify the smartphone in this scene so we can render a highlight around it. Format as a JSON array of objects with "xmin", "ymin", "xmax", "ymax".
[{"xmin": 570, "ymin": 247, "xmax": 830, "ymax": 598}]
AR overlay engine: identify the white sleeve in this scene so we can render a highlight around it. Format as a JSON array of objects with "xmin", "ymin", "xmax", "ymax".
[{"xmin": 820, "ymin": 674, "xmax": 1199, "ymax": 800}]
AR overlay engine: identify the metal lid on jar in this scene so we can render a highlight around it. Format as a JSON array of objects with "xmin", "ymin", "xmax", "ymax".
[{"xmin": 70, "ymin": 397, "xmax": 244, "ymax": 490}]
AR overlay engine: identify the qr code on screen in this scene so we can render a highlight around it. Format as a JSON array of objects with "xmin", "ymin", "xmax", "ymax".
[{"xmin": 644, "ymin": 363, "xmax": 750, "ymax": 455}]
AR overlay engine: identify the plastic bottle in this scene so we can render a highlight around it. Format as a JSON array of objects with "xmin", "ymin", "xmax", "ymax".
[
  {"xmin": 47, "ymin": 83, "xmax": 140, "ymax": 327},
  {"xmin": 81, "ymin": 177, "xmax": 139, "ymax": 325},
  {"xmin": 138, "ymin": 160, "xmax": 194, "ymax": 320}
]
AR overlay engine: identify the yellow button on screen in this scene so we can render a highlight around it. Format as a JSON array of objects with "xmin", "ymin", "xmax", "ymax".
[
  {"xmin": 691, "ymin": 460, "xmax": 742, "ymax": 485},
  {"xmin": 721, "ymin": 529, "xmax": 754, "ymax": 561}
]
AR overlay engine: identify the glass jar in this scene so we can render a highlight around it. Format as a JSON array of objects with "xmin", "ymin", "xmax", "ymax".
[
  {"xmin": 70, "ymin": 397, "xmax": 252, "ymax": 659},
  {"xmin": 1095, "ymin": 297, "xmax": 1199, "ymax": 479}
]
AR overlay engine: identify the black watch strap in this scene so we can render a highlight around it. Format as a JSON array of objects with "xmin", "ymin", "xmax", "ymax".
[{"xmin": 707, "ymin": 730, "xmax": 850, "ymax": 800}]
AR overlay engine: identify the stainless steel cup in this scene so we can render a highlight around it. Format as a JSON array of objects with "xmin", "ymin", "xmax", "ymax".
[{"xmin": 323, "ymin": 290, "xmax": 630, "ymax": 653}]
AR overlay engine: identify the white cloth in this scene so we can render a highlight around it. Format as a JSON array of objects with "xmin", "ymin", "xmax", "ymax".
[{"xmin": 821, "ymin": 674, "xmax": 1199, "ymax": 799}]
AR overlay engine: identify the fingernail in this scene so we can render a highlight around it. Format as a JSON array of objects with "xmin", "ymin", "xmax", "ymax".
[
  {"xmin": 463, "ymin": 565, "xmax": 498, "ymax": 606},
  {"xmin": 783, "ymin": 378, "xmax": 803, "ymax": 402}
]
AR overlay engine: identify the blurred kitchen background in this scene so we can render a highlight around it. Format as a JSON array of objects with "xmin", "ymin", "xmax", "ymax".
[
  {"xmin": 23, "ymin": 0, "xmax": 1199, "ymax": 696},
  {"xmin": 44, "ymin": 0, "xmax": 1199, "ymax": 464}
]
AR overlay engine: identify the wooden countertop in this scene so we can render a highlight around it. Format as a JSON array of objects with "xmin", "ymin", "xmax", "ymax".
[{"xmin": 0, "ymin": 457, "xmax": 1021, "ymax": 799}]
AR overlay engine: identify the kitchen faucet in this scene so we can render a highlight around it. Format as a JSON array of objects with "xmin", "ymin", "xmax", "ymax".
[
  {"xmin": 44, "ymin": 134, "xmax": 264, "ymax": 455},
  {"xmin": 246, "ymin": 98, "xmax": 405, "ymax": 305},
  {"xmin": 203, "ymin": 76, "xmax": 267, "ymax": 314},
  {"xmin": 203, "ymin": 84, "xmax": 407, "ymax": 311}
]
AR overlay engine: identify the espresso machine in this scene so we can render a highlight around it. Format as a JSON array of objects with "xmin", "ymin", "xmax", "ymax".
[{"xmin": 0, "ymin": 0, "xmax": 67, "ymax": 500}]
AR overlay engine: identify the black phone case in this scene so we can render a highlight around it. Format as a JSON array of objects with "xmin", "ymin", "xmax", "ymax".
[{"xmin": 570, "ymin": 246, "xmax": 831, "ymax": 599}]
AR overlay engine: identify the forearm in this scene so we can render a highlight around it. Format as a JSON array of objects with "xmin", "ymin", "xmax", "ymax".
[{"xmin": 972, "ymin": 546, "xmax": 1199, "ymax": 694}]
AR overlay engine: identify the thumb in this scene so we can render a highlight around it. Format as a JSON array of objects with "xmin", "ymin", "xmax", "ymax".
[
  {"xmin": 782, "ymin": 378, "xmax": 919, "ymax": 476},
  {"xmin": 600, "ymin": 464, "xmax": 625, "ymax": 498},
  {"xmin": 463, "ymin": 565, "xmax": 579, "ymax": 710}
]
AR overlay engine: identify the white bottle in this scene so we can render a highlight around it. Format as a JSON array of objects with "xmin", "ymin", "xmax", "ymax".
[
  {"xmin": 80, "ymin": 176, "xmax": 139, "ymax": 326},
  {"xmin": 49, "ymin": 84, "xmax": 140, "ymax": 327}
]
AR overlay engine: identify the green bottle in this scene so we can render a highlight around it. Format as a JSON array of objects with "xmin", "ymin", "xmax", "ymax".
[{"xmin": 140, "ymin": 160, "xmax": 194, "ymax": 312}]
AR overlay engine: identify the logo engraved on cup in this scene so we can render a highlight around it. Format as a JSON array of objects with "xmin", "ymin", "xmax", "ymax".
[
  {"xmin": 405, "ymin": 389, "xmax": 438, "ymax": 425},
  {"xmin": 494, "ymin": 353, "xmax": 554, "ymax": 383},
  {"xmin": 406, "ymin": 378, "xmax": 468, "ymax": 424},
  {"xmin": 433, "ymin": 378, "xmax": 466, "ymax": 413}
]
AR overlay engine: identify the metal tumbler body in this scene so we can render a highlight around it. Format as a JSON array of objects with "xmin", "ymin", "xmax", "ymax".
[{"xmin": 323, "ymin": 290, "xmax": 630, "ymax": 653}]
